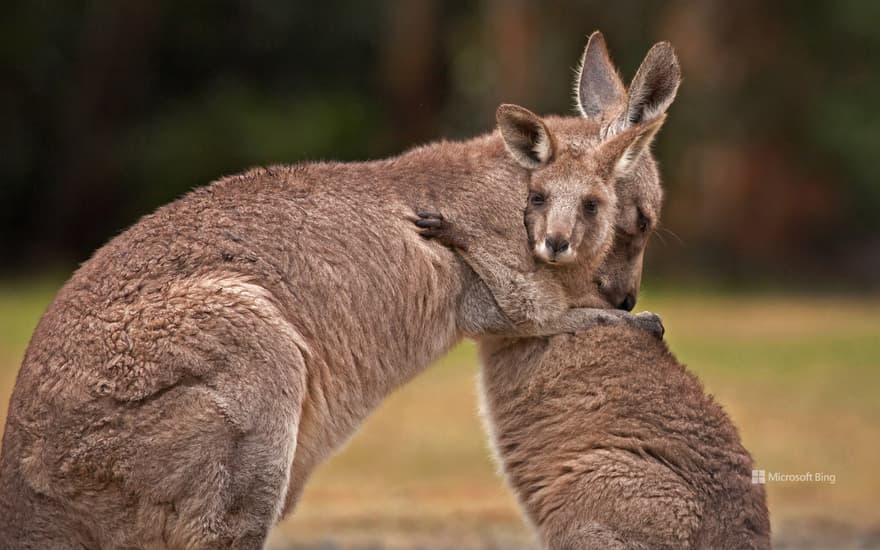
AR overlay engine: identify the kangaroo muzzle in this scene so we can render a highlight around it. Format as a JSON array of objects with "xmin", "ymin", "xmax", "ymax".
[{"xmin": 535, "ymin": 233, "xmax": 576, "ymax": 264}]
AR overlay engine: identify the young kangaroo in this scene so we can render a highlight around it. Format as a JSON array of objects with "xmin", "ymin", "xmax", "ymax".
[
  {"xmin": 416, "ymin": 35, "xmax": 676, "ymax": 337},
  {"xmin": 429, "ymin": 34, "xmax": 771, "ymax": 550},
  {"xmin": 1, "ymin": 34, "xmax": 665, "ymax": 549}
]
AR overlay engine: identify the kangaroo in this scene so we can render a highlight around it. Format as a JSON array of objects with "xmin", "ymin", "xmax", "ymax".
[
  {"xmin": 416, "ymin": 103, "xmax": 667, "ymax": 337},
  {"xmin": 419, "ymin": 32, "xmax": 677, "ymax": 319},
  {"xmin": 426, "ymin": 35, "xmax": 771, "ymax": 550},
  {"xmin": 480, "ymin": 326, "xmax": 772, "ymax": 550},
  {"xmin": 1, "ymin": 34, "xmax": 663, "ymax": 549}
]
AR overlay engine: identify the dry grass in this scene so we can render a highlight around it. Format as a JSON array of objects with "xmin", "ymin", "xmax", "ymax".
[{"xmin": 0, "ymin": 277, "xmax": 878, "ymax": 546}]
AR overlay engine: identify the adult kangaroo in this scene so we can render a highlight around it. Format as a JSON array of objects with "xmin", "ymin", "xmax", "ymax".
[
  {"xmin": 0, "ymin": 34, "xmax": 663, "ymax": 549},
  {"xmin": 480, "ymin": 326, "xmax": 772, "ymax": 550}
]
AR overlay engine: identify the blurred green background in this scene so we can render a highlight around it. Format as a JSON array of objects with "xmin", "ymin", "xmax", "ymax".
[{"xmin": 1, "ymin": 0, "xmax": 879, "ymax": 547}]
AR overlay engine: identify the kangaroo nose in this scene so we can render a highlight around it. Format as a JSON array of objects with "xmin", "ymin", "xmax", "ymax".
[
  {"xmin": 618, "ymin": 294, "xmax": 636, "ymax": 312},
  {"xmin": 544, "ymin": 236, "xmax": 570, "ymax": 255}
]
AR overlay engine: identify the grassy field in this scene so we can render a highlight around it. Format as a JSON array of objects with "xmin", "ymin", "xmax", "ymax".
[{"xmin": 0, "ymin": 277, "xmax": 878, "ymax": 548}]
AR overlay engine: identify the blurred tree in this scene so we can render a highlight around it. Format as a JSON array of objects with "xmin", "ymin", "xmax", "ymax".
[{"xmin": 0, "ymin": 0, "xmax": 877, "ymax": 285}]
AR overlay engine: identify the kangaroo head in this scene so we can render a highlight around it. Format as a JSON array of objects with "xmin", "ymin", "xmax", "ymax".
[
  {"xmin": 574, "ymin": 31, "xmax": 680, "ymax": 309},
  {"xmin": 532, "ymin": 32, "xmax": 681, "ymax": 311},
  {"xmin": 497, "ymin": 100, "xmax": 666, "ymax": 268}
]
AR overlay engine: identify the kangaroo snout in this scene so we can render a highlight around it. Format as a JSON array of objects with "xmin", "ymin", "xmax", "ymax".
[
  {"xmin": 618, "ymin": 293, "xmax": 636, "ymax": 311},
  {"xmin": 595, "ymin": 276, "xmax": 639, "ymax": 311},
  {"xmin": 536, "ymin": 234, "xmax": 575, "ymax": 264},
  {"xmin": 546, "ymin": 236, "xmax": 569, "ymax": 255}
]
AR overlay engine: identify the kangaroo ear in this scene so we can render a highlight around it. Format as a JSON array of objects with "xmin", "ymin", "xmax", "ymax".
[
  {"xmin": 576, "ymin": 31, "xmax": 626, "ymax": 118},
  {"xmin": 599, "ymin": 114, "xmax": 666, "ymax": 178},
  {"xmin": 624, "ymin": 41, "xmax": 681, "ymax": 126},
  {"xmin": 497, "ymin": 104, "xmax": 554, "ymax": 169}
]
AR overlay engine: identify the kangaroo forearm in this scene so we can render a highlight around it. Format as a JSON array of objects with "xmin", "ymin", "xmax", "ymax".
[
  {"xmin": 496, "ymin": 307, "xmax": 629, "ymax": 337},
  {"xmin": 454, "ymin": 247, "xmax": 564, "ymax": 327},
  {"xmin": 457, "ymin": 279, "xmax": 519, "ymax": 336},
  {"xmin": 504, "ymin": 308, "xmax": 665, "ymax": 339}
]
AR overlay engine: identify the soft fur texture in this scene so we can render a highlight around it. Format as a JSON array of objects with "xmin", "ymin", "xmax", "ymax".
[
  {"xmin": 442, "ymin": 31, "xmax": 676, "ymax": 320},
  {"xmin": 419, "ymin": 112, "xmax": 667, "ymax": 334},
  {"xmin": 472, "ymin": 34, "xmax": 770, "ymax": 550},
  {"xmin": 1, "ymin": 35, "xmax": 661, "ymax": 549},
  {"xmin": 479, "ymin": 327, "xmax": 771, "ymax": 550}
]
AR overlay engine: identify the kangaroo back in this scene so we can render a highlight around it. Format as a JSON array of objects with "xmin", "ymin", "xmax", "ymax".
[{"xmin": 480, "ymin": 326, "xmax": 771, "ymax": 550}]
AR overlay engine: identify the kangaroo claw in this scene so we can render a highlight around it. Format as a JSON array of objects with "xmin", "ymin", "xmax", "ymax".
[
  {"xmin": 413, "ymin": 210, "xmax": 468, "ymax": 251},
  {"xmin": 633, "ymin": 311, "xmax": 665, "ymax": 339}
]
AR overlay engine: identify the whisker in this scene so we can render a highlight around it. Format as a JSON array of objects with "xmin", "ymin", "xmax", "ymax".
[
  {"xmin": 655, "ymin": 232, "xmax": 668, "ymax": 246},
  {"xmin": 657, "ymin": 224, "xmax": 685, "ymax": 246}
]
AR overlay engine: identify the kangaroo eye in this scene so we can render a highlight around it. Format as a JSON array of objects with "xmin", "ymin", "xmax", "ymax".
[
  {"xmin": 583, "ymin": 199, "xmax": 599, "ymax": 215},
  {"xmin": 637, "ymin": 210, "xmax": 650, "ymax": 233},
  {"xmin": 529, "ymin": 192, "xmax": 546, "ymax": 206}
]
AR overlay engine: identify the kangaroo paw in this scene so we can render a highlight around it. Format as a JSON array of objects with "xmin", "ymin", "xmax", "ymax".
[
  {"xmin": 632, "ymin": 311, "xmax": 665, "ymax": 339},
  {"xmin": 414, "ymin": 211, "xmax": 469, "ymax": 251}
]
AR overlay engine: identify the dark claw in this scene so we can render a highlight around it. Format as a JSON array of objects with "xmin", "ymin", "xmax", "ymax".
[
  {"xmin": 415, "ymin": 218, "xmax": 443, "ymax": 229},
  {"xmin": 413, "ymin": 210, "xmax": 468, "ymax": 251},
  {"xmin": 416, "ymin": 211, "xmax": 443, "ymax": 220},
  {"xmin": 633, "ymin": 311, "xmax": 665, "ymax": 340}
]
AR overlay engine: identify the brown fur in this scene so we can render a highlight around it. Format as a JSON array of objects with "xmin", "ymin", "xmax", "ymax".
[
  {"xmin": 438, "ymin": 32, "xmax": 674, "ymax": 322},
  {"xmin": 479, "ymin": 327, "xmax": 771, "ymax": 549},
  {"xmin": 1, "ymin": 35, "xmax": 661, "ymax": 549},
  {"xmin": 474, "ymin": 34, "xmax": 770, "ymax": 550},
  {"xmin": 421, "ymin": 111, "xmax": 666, "ymax": 339}
]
